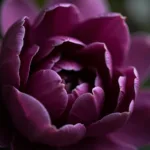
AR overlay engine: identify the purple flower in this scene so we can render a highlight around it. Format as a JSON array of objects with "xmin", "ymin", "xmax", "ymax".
[{"xmin": 0, "ymin": 0, "xmax": 150, "ymax": 150}]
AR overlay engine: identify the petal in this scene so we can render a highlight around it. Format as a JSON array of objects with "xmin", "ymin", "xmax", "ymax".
[
  {"xmin": 72, "ymin": 13, "xmax": 130, "ymax": 67},
  {"xmin": 0, "ymin": 17, "xmax": 26, "ymax": 88},
  {"xmin": 0, "ymin": 0, "xmax": 38, "ymax": 35},
  {"xmin": 20, "ymin": 45, "xmax": 39, "ymax": 88},
  {"xmin": 68, "ymin": 87, "xmax": 104, "ymax": 125},
  {"xmin": 126, "ymin": 33, "xmax": 150, "ymax": 82},
  {"xmin": 26, "ymin": 69, "xmax": 68, "ymax": 120},
  {"xmin": 74, "ymin": 42, "xmax": 112, "ymax": 91},
  {"xmin": 86, "ymin": 112, "xmax": 129, "ymax": 137},
  {"xmin": 62, "ymin": 136, "xmax": 136, "ymax": 150},
  {"xmin": 31, "ymin": 4, "xmax": 81, "ymax": 45},
  {"xmin": 110, "ymin": 90, "xmax": 150, "ymax": 147},
  {"xmin": 52, "ymin": 60, "xmax": 82, "ymax": 72},
  {"xmin": 116, "ymin": 67, "xmax": 139, "ymax": 112},
  {"xmin": 32, "ymin": 36, "xmax": 85, "ymax": 63},
  {"xmin": 47, "ymin": 0, "xmax": 109, "ymax": 20},
  {"xmin": 2, "ymin": 86, "xmax": 86, "ymax": 147}
]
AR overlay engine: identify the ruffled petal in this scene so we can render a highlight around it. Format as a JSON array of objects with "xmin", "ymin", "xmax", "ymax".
[
  {"xmin": 86, "ymin": 112, "xmax": 129, "ymax": 137},
  {"xmin": 2, "ymin": 86, "xmax": 86, "ymax": 147},
  {"xmin": 72, "ymin": 13, "xmax": 130, "ymax": 67},
  {"xmin": 126, "ymin": 33, "xmax": 150, "ymax": 82},
  {"xmin": 0, "ymin": 0, "xmax": 38, "ymax": 35},
  {"xmin": 0, "ymin": 17, "xmax": 26, "ymax": 88},
  {"xmin": 68, "ymin": 87, "xmax": 104, "ymax": 125},
  {"xmin": 110, "ymin": 90, "xmax": 150, "ymax": 148},
  {"xmin": 26, "ymin": 69, "xmax": 68, "ymax": 120},
  {"xmin": 31, "ymin": 4, "xmax": 81, "ymax": 45},
  {"xmin": 47, "ymin": 0, "xmax": 109, "ymax": 20}
]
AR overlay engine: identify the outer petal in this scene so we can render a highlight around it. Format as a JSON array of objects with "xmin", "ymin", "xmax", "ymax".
[
  {"xmin": 0, "ymin": 0, "xmax": 38, "ymax": 35},
  {"xmin": 31, "ymin": 4, "xmax": 81, "ymax": 45},
  {"xmin": 110, "ymin": 90, "xmax": 150, "ymax": 148},
  {"xmin": 2, "ymin": 86, "xmax": 86, "ymax": 147},
  {"xmin": 0, "ymin": 17, "xmax": 26, "ymax": 88},
  {"xmin": 47, "ymin": 0, "xmax": 109, "ymax": 20},
  {"xmin": 72, "ymin": 13, "xmax": 130, "ymax": 67},
  {"xmin": 126, "ymin": 33, "xmax": 150, "ymax": 82},
  {"xmin": 86, "ymin": 112, "xmax": 129, "ymax": 137},
  {"xmin": 26, "ymin": 69, "xmax": 68, "ymax": 120}
]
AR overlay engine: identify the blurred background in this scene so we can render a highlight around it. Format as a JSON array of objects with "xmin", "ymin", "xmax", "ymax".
[{"xmin": 0, "ymin": 0, "xmax": 150, "ymax": 149}]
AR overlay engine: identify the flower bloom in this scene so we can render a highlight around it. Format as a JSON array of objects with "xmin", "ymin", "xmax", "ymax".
[{"xmin": 0, "ymin": 0, "xmax": 150, "ymax": 150}]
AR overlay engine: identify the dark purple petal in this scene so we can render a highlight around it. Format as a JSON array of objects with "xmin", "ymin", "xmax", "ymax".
[
  {"xmin": 48, "ymin": 0, "xmax": 109, "ymax": 20},
  {"xmin": 72, "ymin": 13, "xmax": 130, "ymax": 67},
  {"xmin": 86, "ymin": 112, "xmax": 129, "ymax": 137},
  {"xmin": 116, "ymin": 67, "xmax": 139, "ymax": 112},
  {"xmin": 68, "ymin": 87, "xmax": 104, "ymax": 125},
  {"xmin": 52, "ymin": 60, "xmax": 82, "ymax": 72},
  {"xmin": 20, "ymin": 45, "xmax": 39, "ymax": 88},
  {"xmin": 33, "ymin": 36, "xmax": 85, "ymax": 63},
  {"xmin": 0, "ymin": 17, "xmax": 26, "ymax": 88},
  {"xmin": 72, "ymin": 83, "xmax": 89, "ymax": 98},
  {"xmin": 126, "ymin": 33, "xmax": 150, "ymax": 82},
  {"xmin": 26, "ymin": 69, "xmax": 68, "ymax": 120},
  {"xmin": 31, "ymin": 4, "xmax": 81, "ymax": 45},
  {"xmin": 2, "ymin": 86, "xmax": 86, "ymax": 147},
  {"xmin": 62, "ymin": 136, "xmax": 136, "ymax": 150},
  {"xmin": 74, "ymin": 42, "xmax": 112, "ymax": 90},
  {"xmin": 0, "ymin": 0, "xmax": 38, "ymax": 34},
  {"xmin": 110, "ymin": 90, "xmax": 150, "ymax": 147}
]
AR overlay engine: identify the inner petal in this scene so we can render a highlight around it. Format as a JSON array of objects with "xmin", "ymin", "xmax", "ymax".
[{"xmin": 52, "ymin": 60, "xmax": 96, "ymax": 94}]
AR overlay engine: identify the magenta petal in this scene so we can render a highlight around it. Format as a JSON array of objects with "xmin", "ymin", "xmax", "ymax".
[
  {"xmin": 2, "ymin": 86, "xmax": 85, "ymax": 147},
  {"xmin": 126, "ymin": 34, "xmax": 150, "ymax": 82},
  {"xmin": 41, "ymin": 123, "xmax": 86, "ymax": 147},
  {"xmin": 31, "ymin": 4, "xmax": 81, "ymax": 45},
  {"xmin": 27, "ymin": 69, "xmax": 68, "ymax": 120},
  {"xmin": 110, "ymin": 90, "xmax": 150, "ymax": 147},
  {"xmin": 86, "ymin": 112, "xmax": 129, "ymax": 137},
  {"xmin": 20, "ymin": 45, "xmax": 39, "ymax": 88},
  {"xmin": 72, "ymin": 13, "xmax": 130, "ymax": 67},
  {"xmin": 68, "ymin": 87, "xmax": 104, "ymax": 125},
  {"xmin": 1, "ymin": 0, "xmax": 38, "ymax": 34},
  {"xmin": 2, "ymin": 86, "xmax": 51, "ymax": 142},
  {"xmin": 48, "ymin": 0, "xmax": 109, "ymax": 20},
  {"xmin": 0, "ymin": 17, "xmax": 26, "ymax": 88}
]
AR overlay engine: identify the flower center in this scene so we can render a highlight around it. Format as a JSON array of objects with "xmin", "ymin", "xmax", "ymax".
[{"xmin": 58, "ymin": 68, "xmax": 96, "ymax": 93}]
